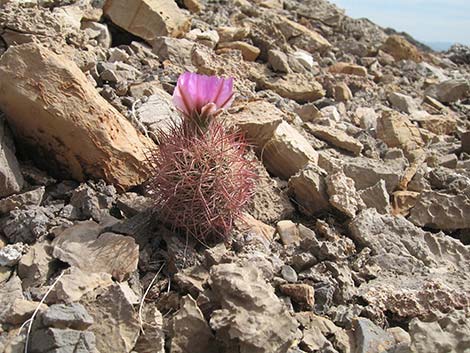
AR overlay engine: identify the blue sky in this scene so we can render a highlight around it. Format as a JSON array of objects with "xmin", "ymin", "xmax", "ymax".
[{"xmin": 329, "ymin": 0, "xmax": 470, "ymax": 46}]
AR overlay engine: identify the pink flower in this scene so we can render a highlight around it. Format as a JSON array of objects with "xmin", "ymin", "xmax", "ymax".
[{"xmin": 172, "ymin": 72, "xmax": 234, "ymax": 119}]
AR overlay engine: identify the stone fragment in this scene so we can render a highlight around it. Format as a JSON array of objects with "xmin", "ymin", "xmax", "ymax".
[
  {"xmin": 218, "ymin": 41, "xmax": 260, "ymax": 61},
  {"xmin": 326, "ymin": 171, "xmax": 365, "ymax": 218},
  {"xmin": 387, "ymin": 327, "xmax": 412, "ymax": 353},
  {"xmin": 358, "ymin": 180, "xmax": 391, "ymax": 214},
  {"xmin": 333, "ymin": 82, "xmax": 353, "ymax": 102},
  {"xmin": 281, "ymin": 265, "xmax": 298, "ymax": 283},
  {"xmin": 41, "ymin": 303, "xmax": 93, "ymax": 330},
  {"xmin": 1, "ymin": 206, "xmax": 52, "ymax": 244},
  {"xmin": 116, "ymin": 192, "xmax": 153, "ymax": 217},
  {"xmin": 268, "ymin": 49, "xmax": 290, "ymax": 73},
  {"xmin": 414, "ymin": 114, "xmax": 457, "ymax": 135},
  {"xmin": 30, "ymin": 328, "xmax": 97, "ymax": 353},
  {"xmin": 134, "ymin": 305, "xmax": 165, "ymax": 353},
  {"xmin": 103, "ymin": 0, "xmax": 190, "ymax": 41},
  {"xmin": 0, "ymin": 43, "xmax": 154, "ymax": 190},
  {"xmin": 306, "ymin": 124, "xmax": 363, "ymax": 156},
  {"xmin": 209, "ymin": 263, "xmax": 300, "ymax": 353},
  {"xmin": 288, "ymin": 163, "xmax": 330, "ymax": 215},
  {"xmin": 0, "ymin": 115, "xmax": 23, "ymax": 197},
  {"xmin": 388, "ymin": 92, "xmax": 420, "ymax": 114},
  {"xmin": 82, "ymin": 284, "xmax": 140, "ymax": 353},
  {"xmin": 291, "ymin": 50, "xmax": 315, "ymax": 70},
  {"xmin": 408, "ymin": 189, "xmax": 470, "ymax": 230},
  {"xmin": 329, "ymin": 62, "xmax": 368, "ymax": 77},
  {"xmin": 263, "ymin": 121, "xmax": 319, "ymax": 179},
  {"xmin": 277, "ymin": 17, "xmax": 331, "ymax": 53},
  {"xmin": 171, "ymin": 295, "xmax": 217, "ymax": 353},
  {"xmin": 0, "ymin": 187, "xmax": 45, "ymax": 215},
  {"xmin": 235, "ymin": 213, "xmax": 276, "ymax": 248},
  {"xmin": 254, "ymin": 73, "xmax": 325, "ymax": 103},
  {"xmin": 0, "ymin": 243, "xmax": 26, "ymax": 266},
  {"xmin": 174, "ymin": 265, "xmax": 209, "ymax": 297},
  {"xmin": 280, "ymin": 283, "xmax": 315, "ymax": 309},
  {"xmin": 0, "ymin": 275, "xmax": 23, "ymax": 323},
  {"xmin": 425, "ymin": 79, "xmax": 470, "ymax": 103},
  {"xmin": 2, "ymin": 298, "xmax": 47, "ymax": 325},
  {"xmin": 69, "ymin": 181, "xmax": 116, "ymax": 222},
  {"xmin": 277, "ymin": 220, "xmax": 300, "ymax": 246},
  {"xmin": 353, "ymin": 318, "xmax": 395, "ymax": 353},
  {"xmin": 82, "ymin": 21, "xmax": 112, "ymax": 49},
  {"xmin": 377, "ymin": 111, "xmax": 423, "ymax": 152},
  {"xmin": 381, "ymin": 35, "xmax": 422, "ymax": 62},
  {"xmin": 216, "ymin": 26, "xmax": 250, "ymax": 42},
  {"xmin": 392, "ymin": 190, "xmax": 420, "ymax": 216},
  {"xmin": 152, "ymin": 36, "xmax": 194, "ymax": 66},
  {"xmin": 295, "ymin": 103, "xmax": 321, "ymax": 122}
]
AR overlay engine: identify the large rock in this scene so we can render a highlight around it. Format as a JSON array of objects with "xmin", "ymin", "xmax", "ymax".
[
  {"xmin": 0, "ymin": 187, "xmax": 45, "ymax": 215},
  {"xmin": 0, "ymin": 43, "xmax": 155, "ymax": 191},
  {"xmin": 209, "ymin": 263, "xmax": 300, "ymax": 353},
  {"xmin": 326, "ymin": 171, "xmax": 365, "ymax": 218},
  {"xmin": 380, "ymin": 35, "xmax": 422, "ymax": 62},
  {"xmin": 306, "ymin": 124, "xmax": 363, "ymax": 156},
  {"xmin": 103, "ymin": 0, "xmax": 191, "ymax": 41},
  {"xmin": 30, "ymin": 328, "xmax": 97, "ymax": 353},
  {"xmin": 377, "ymin": 111, "xmax": 423, "ymax": 153},
  {"xmin": 388, "ymin": 92, "xmax": 420, "ymax": 114},
  {"xmin": 424, "ymin": 79, "xmax": 470, "ymax": 103},
  {"xmin": 52, "ymin": 221, "xmax": 139, "ymax": 281},
  {"xmin": 0, "ymin": 114, "xmax": 23, "ymax": 197},
  {"xmin": 41, "ymin": 303, "xmax": 94, "ymax": 330}
]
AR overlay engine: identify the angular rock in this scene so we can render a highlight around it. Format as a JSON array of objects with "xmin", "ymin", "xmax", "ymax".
[
  {"xmin": 329, "ymin": 62, "xmax": 368, "ymax": 77},
  {"xmin": 463, "ymin": 131, "xmax": 470, "ymax": 154},
  {"xmin": 288, "ymin": 163, "xmax": 330, "ymax": 215},
  {"xmin": 333, "ymin": 82, "xmax": 353, "ymax": 102},
  {"xmin": 69, "ymin": 181, "xmax": 116, "ymax": 222},
  {"xmin": 30, "ymin": 328, "xmax": 97, "ymax": 353},
  {"xmin": 0, "ymin": 243, "xmax": 26, "ymax": 267},
  {"xmin": 263, "ymin": 121, "xmax": 319, "ymax": 179},
  {"xmin": 0, "ymin": 43, "xmax": 154, "ymax": 191},
  {"xmin": 381, "ymin": 35, "xmax": 422, "ymax": 62},
  {"xmin": 276, "ymin": 16, "xmax": 331, "ymax": 53},
  {"xmin": 277, "ymin": 220, "xmax": 300, "ymax": 246},
  {"xmin": 0, "ymin": 115, "xmax": 23, "ymax": 197},
  {"xmin": 353, "ymin": 318, "xmax": 395, "ymax": 353},
  {"xmin": 408, "ymin": 189, "xmax": 470, "ymax": 230},
  {"xmin": 2, "ymin": 298, "xmax": 47, "ymax": 325},
  {"xmin": 377, "ymin": 111, "xmax": 423, "ymax": 152},
  {"xmin": 116, "ymin": 192, "xmax": 153, "ymax": 218},
  {"xmin": 152, "ymin": 36, "xmax": 194, "ymax": 66},
  {"xmin": 281, "ymin": 265, "xmax": 298, "ymax": 283},
  {"xmin": 1, "ymin": 206, "xmax": 53, "ymax": 244},
  {"xmin": 280, "ymin": 283, "xmax": 315, "ymax": 309},
  {"xmin": 306, "ymin": 124, "xmax": 363, "ymax": 156},
  {"xmin": 209, "ymin": 263, "xmax": 300, "ymax": 353},
  {"xmin": 171, "ymin": 295, "xmax": 217, "ymax": 353},
  {"xmin": 425, "ymin": 79, "xmax": 470, "ymax": 103},
  {"xmin": 0, "ymin": 187, "xmax": 45, "ymax": 215},
  {"xmin": 235, "ymin": 213, "xmax": 275, "ymax": 248},
  {"xmin": 388, "ymin": 92, "xmax": 420, "ymax": 114},
  {"xmin": 103, "ymin": 0, "xmax": 191, "ymax": 41},
  {"xmin": 218, "ymin": 41, "xmax": 260, "ymax": 61},
  {"xmin": 134, "ymin": 304, "xmax": 165, "ymax": 353},
  {"xmin": 52, "ymin": 221, "xmax": 139, "ymax": 281},
  {"xmin": 41, "ymin": 303, "xmax": 94, "ymax": 330},
  {"xmin": 414, "ymin": 114, "xmax": 457, "ymax": 135},
  {"xmin": 268, "ymin": 49, "xmax": 290, "ymax": 73},
  {"xmin": 326, "ymin": 171, "xmax": 365, "ymax": 218},
  {"xmin": 358, "ymin": 180, "xmax": 391, "ymax": 214}
]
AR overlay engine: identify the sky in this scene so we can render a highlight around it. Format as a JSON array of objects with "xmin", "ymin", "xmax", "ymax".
[{"xmin": 329, "ymin": 0, "xmax": 470, "ymax": 48}]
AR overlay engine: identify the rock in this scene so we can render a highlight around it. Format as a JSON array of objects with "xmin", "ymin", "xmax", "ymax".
[
  {"xmin": 2, "ymin": 298, "xmax": 47, "ymax": 325},
  {"xmin": 0, "ymin": 243, "xmax": 26, "ymax": 266},
  {"xmin": 353, "ymin": 317, "xmax": 395, "ymax": 353},
  {"xmin": 235, "ymin": 213, "xmax": 276, "ymax": 248},
  {"xmin": 82, "ymin": 284, "xmax": 140, "ymax": 353},
  {"xmin": 116, "ymin": 192, "xmax": 153, "ymax": 217},
  {"xmin": 216, "ymin": 27, "xmax": 250, "ymax": 42},
  {"xmin": 277, "ymin": 16, "xmax": 331, "ymax": 53},
  {"xmin": 288, "ymin": 163, "xmax": 330, "ymax": 215},
  {"xmin": 446, "ymin": 43, "xmax": 470, "ymax": 65},
  {"xmin": 218, "ymin": 41, "xmax": 260, "ymax": 61},
  {"xmin": 209, "ymin": 263, "xmax": 300, "ymax": 353},
  {"xmin": 262, "ymin": 121, "xmax": 319, "ymax": 179},
  {"xmin": 392, "ymin": 190, "xmax": 420, "ymax": 216},
  {"xmin": 0, "ymin": 43, "xmax": 154, "ymax": 191},
  {"xmin": 425, "ymin": 79, "xmax": 470, "ymax": 103},
  {"xmin": 291, "ymin": 50, "xmax": 315, "ymax": 70},
  {"xmin": 47, "ymin": 267, "xmax": 113, "ymax": 304},
  {"xmin": 329, "ymin": 62, "xmax": 368, "ymax": 77},
  {"xmin": 41, "ymin": 303, "xmax": 93, "ymax": 330},
  {"xmin": 103, "ymin": 0, "xmax": 190, "ymax": 41},
  {"xmin": 184, "ymin": 0, "xmax": 202, "ymax": 13},
  {"xmin": 358, "ymin": 180, "xmax": 391, "ymax": 214},
  {"xmin": 326, "ymin": 171, "xmax": 365, "ymax": 218},
  {"xmin": 69, "ymin": 181, "xmax": 116, "ymax": 222},
  {"xmin": 174, "ymin": 265, "xmax": 209, "ymax": 297},
  {"xmin": 82, "ymin": 21, "xmax": 112, "ymax": 49},
  {"xmin": 408, "ymin": 189, "xmax": 470, "ymax": 230},
  {"xmin": 0, "ymin": 115, "xmax": 23, "ymax": 197},
  {"xmin": 462, "ymin": 132, "xmax": 470, "ymax": 154},
  {"xmin": 388, "ymin": 92, "xmax": 420, "ymax": 114},
  {"xmin": 133, "ymin": 305, "xmax": 165, "ymax": 353},
  {"xmin": 280, "ymin": 283, "xmax": 315, "ymax": 309},
  {"xmin": 30, "ymin": 328, "xmax": 97, "ymax": 353},
  {"xmin": 409, "ymin": 310, "xmax": 470, "ymax": 353},
  {"xmin": 380, "ymin": 35, "xmax": 422, "ymax": 62},
  {"xmin": 171, "ymin": 295, "xmax": 217, "ymax": 353},
  {"xmin": 152, "ymin": 36, "xmax": 194, "ymax": 66},
  {"xmin": 376, "ymin": 111, "xmax": 423, "ymax": 153},
  {"xmin": 306, "ymin": 124, "xmax": 363, "ymax": 156},
  {"xmin": 0, "ymin": 187, "xmax": 45, "ymax": 215},
  {"xmin": 0, "ymin": 275, "xmax": 23, "ymax": 322},
  {"xmin": 254, "ymin": 73, "xmax": 325, "ymax": 103},
  {"xmin": 281, "ymin": 265, "xmax": 298, "ymax": 283},
  {"xmin": 333, "ymin": 82, "xmax": 353, "ymax": 102},
  {"xmin": 52, "ymin": 221, "xmax": 139, "ymax": 281},
  {"xmin": 268, "ymin": 49, "xmax": 290, "ymax": 73},
  {"xmin": 414, "ymin": 114, "xmax": 457, "ymax": 135},
  {"xmin": 295, "ymin": 103, "xmax": 321, "ymax": 122},
  {"xmin": 387, "ymin": 327, "xmax": 412, "ymax": 353},
  {"xmin": 1, "ymin": 206, "xmax": 52, "ymax": 244},
  {"xmin": 277, "ymin": 220, "xmax": 300, "ymax": 246}
]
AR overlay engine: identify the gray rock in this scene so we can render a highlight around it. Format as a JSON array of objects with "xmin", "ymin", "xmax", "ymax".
[
  {"xmin": 358, "ymin": 180, "xmax": 391, "ymax": 214},
  {"xmin": 18, "ymin": 240, "xmax": 56, "ymax": 289},
  {"xmin": 326, "ymin": 171, "xmax": 365, "ymax": 218},
  {"xmin": 387, "ymin": 92, "xmax": 420, "ymax": 113},
  {"xmin": 1, "ymin": 206, "xmax": 52, "ymax": 244},
  {"xmin": 116, "ymin": 192, "xmax": 153, "ymax": 217},
  {"xmin": 30, "ymin": 328, "xmax": 97, "ymax": 353},
  {"xmin": 152, "ymin": 36, "xmax": 194, "ymax": 66},
  {"xmin": 0, "ymin": 186, "xmax": 45, "ymax": 215},
  {"xmin": 69, "ymin": 181, "xmax": 116, "ymax": 222},
  {"xmin": 0, "ymin": 115, "xmax": 24, "ymax": 197},
  {"xmin": 353, "ymin": 317, "xmax": 395, "ymax": 353},
  {"xmin": 425, "ymin": 79, "xmax": 470, "ymax": 103},
  {"xmin": 281, "ymin": 265, "xmax": 298, "ymax": 283},
  {"xmin": 268, "ymin": 49, "xmax": 290, "ymax": 73},
  {"xmin": 209, "ymin": 263, "xmax": 300, "ymax": 353},
  {"xmin": 133, "ymin": 304, "xmax": 165, "ymax": 353},
  {"xmin": 42, "ymin": 303, "xmax": 94, "ymax": 330},
  {"xmin": 0, "ymin": 243, "xmax": 26, "ymax": 266}
]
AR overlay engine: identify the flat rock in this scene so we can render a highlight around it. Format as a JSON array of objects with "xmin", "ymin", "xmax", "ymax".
[
  {"xmin": 0, "ymin": 43, "xmax": 154, "ymax": 191},
  {"xmin": 414, "ymin": 114, "xmax": 457, "ymax": 135},
  {"xmin": 41, "ymin": 303, "xmax": 94, "ymax": 330},
  {"xmin": 306, "ymin": 123, "xmax": 363, "ymax": 156},
  {"xmin": 103, "ymin": 0, "xmax": 190, "ymax": 41},
  {"xmin": 377, "ymin": 111, "xmax": 424, "ymax": 153},
  {"xmin": 388, "ymin": 92, "xmax": 420, "ymax": 113},
  {"xmin": 52, "ymin": 221, "xmax": 139, "ymax": 281},
  {"xmin": 329, "ymin": 62, "xmax": 368, "ymax": 77},
  {"xmin": 0, "ymin": 187, "xmax": 45, "ymax": 215},
  {"xmin": 276, "ymin": 16, "xmax": 331, "ymax": 53},
  {"xmin": 425, "ymin": 79, "xmax": 470, "ymax": 103},
  {"xmin": 0, "ymin": 115, "xmax": 23, "ymax": 197},
  {"xmin": 209, "ymin": 263, "xmax": 300, "ymax": 353},
  {"xmin": 218, "ymin": 41, "xmax": 260, "ymax": 61},
  {"xmin": 358, "ymin": 180, "xmax": 391, "ymax": 214}
]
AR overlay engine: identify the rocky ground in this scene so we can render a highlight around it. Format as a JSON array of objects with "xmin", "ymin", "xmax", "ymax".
[{"xmin": 0, "ymin": 0, "xmax": 470, "ymax": 352}]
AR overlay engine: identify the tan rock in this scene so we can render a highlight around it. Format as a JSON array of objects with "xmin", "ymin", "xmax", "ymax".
[
  {"xmin": 218, "ymin": 41, "xmax": 260, "ymax": 61},
  {"xmin": 306, "ymin": 124, "xmax": 363, "ymax": 156},
  {"xmin": 381, "ymin": 35, "xmax": 422, "ymax": 62},
  {"xmin": 333, "ymin": 82, "xmax": 353, "ymax": 101},
  {"xmin": 103, "ymin": 0, "xmax": 190, "ymax": 41},
  {"xmin": 413, "ymin": 114, "xmax": 457, "ymax": 135},
  {"xmin": 392, "ymin": 191, "xmax": 420, "ymax": 216},
  {"xmin": 216, "ymin": 26, "xmax": 250, "ymax": 42},
  {"xmin": 326, "ymin": 171, "xmax": 365, "ymax": 218},
  {"xmin": 0, "ymin": 43, "xmax": 155, "ymax": 191},
  {"xmin": 329, "ymin": 62, "xmax": 368, "ymax": 77},
  {"xmin": 0, "ymin": 187, "xmax": 45, "ymax": 215},
  {"xmin": 18, "ymin": 240, "xmax": 55, "ymax": 289},
  {"xmin": 2, "ymin": 298, "xmax": 47, "ymax": 325},
  {"xmin": 277, "ymin": 16, "xmax": 331, "ymax": 53},
  {"xmin": 263, "ymin": 121, "xmax": 319, "ymax": 179},
  {"xmin": 276, "ymin": 220, "xmax": 300, "ymax": 246},
  {"xmin": 377, "ymin": 111, "xmax": 423, "ymax": 153},
  {"xmin": 235, "ymin": 213, "xmax": 275, "ymax": 248},
  {"xmin": 183, "ymin": 0, "xmax": 202, "ymax": 13},
  {"xmin": 280, "ymin": 283, "xmax": 315, "ymax": 309}
]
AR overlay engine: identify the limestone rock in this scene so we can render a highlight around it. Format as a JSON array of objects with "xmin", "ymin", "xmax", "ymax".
[
  {"xmin": 333, "ymin": 82, "xmax": 353, "ymax": 102},
  {"xmin": 152, "ymin": 36, "xmax": 194, "ymax": 66},
  {"xmin": 329, "ymin": 62, "xmax": 368, "ymax": 77},
  {"xmin": 2, "ymin": 298, "xmax": 47, "ymax": 325},
  {"xmin": 103, "ymin": 0, "xmax": 191, "ymax": 41},
  {"xmin": 414, "ymin": 114, "xmax": 457, "ymax": 135},
  {"xmin": 326, "ymin": 171, "xmax": 365, "ymax": 218},
  {"xmin": 276, "ymin": 16, "xmax": 331, "ymax": 53},
  {"xmin": 218, "ymin": 41, "xmax": 260, "ymax": 61},
  {"xmin": 209, "ymin": 263, "xmax": 300, "ymax": 353},
  {"xmin": 388, "ymin": 92, "xmax": 420, "ymax": 114},
  {"xmin": 41, "ymin": 303, "xmax": 94, "ymax": 330},
  {"xmin": 0, "ymin": 115, "xmax": 23, "ymax": 197},
  {"xmin": 288, "ymin": 163, "xmax": 330, "ymax": 216},
  {"xmin": 424, "ymin": 79, "xmax": 470, "ymax": 103},
  {"xmin": 0, "ymin": 187, "xmax": 45, "ymax": 215},
  {"xmin": 268, "ymin": 49, "xmax": 290, "ymax": 73},
  {"xmin": 277, "ymin": 220, "xmax": 300, "ymax": 246},
  {"xmin": 52, "ymin": 221, "xmax": 139, "ymax": 282},
  {"xmin": 358, "ymin": 180, "xmax": 391, "ymax": 214},
  {"xmin": 263, "ymin": 121, "xmax": 319, "ymax": 179},
  {"xmin": 377, "ymin": 111, "xmax": 423, "ymax": 153},
  {"xmin": 171, "ymin": 295, "xmax": 217, "ymax": 353},
  {"xmin": 408, "ymin": 189, "xmax": 470, "ymax": 230},
  {"xmin": 306, "ymin": 124, "xmax": 363, "ymax": 156},
  {"xmin": 381, "ymin": 35, "xmax": 422, "ymax": 62},
  {"xmin": 0, "ymin": 43, "xmax": 154, "ymax": 191},
  {"xmin": 134, "ymin": 305, "xmax": 165, "ymax": 353}
]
